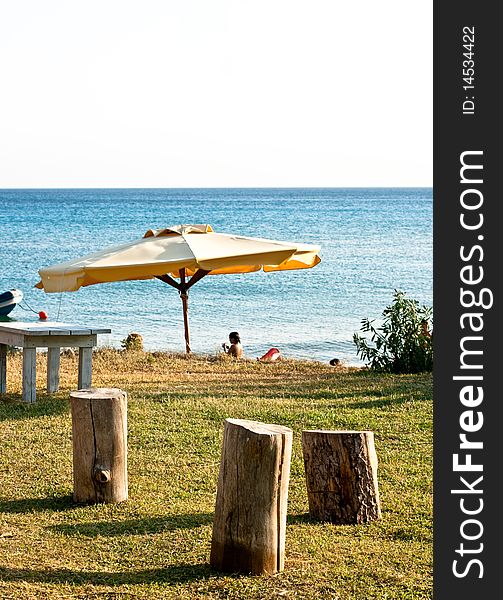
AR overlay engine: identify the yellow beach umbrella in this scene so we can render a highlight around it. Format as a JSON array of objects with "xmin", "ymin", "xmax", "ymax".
[{"xmin": 36, "ymin": 224, "xmax": 321, "ymax": 352}]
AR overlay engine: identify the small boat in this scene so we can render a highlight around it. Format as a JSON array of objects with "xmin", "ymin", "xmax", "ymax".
[{"xmin": 0, "ymin": 289, "xmax": 23, "ymax": 316}]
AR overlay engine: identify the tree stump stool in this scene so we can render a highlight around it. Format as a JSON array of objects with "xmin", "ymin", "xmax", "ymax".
[
  {"xmin": 70, "ymin": 388, "xmax": 128, "ymax": 504},
  {"xmin": 210, "ymin": 418, "xmax": 293, "ymax": 575},
  {"xmin": 302, "ymin": 430, "xmax": 381, "ymax": 524}
]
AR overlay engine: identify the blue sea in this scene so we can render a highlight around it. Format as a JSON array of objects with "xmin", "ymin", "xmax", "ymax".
[{"xmin": 0, "ymin": 188, "xmax": 432, "ymax": 365}]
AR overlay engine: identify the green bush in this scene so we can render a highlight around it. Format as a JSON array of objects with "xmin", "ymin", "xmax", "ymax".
[
  {"xmin": 120, "ymin": 332, "xmax": 144, "ymax": 352},
  {"xmin": 353, "ymin": 290, "xmax": 433, "ymax": 373}
]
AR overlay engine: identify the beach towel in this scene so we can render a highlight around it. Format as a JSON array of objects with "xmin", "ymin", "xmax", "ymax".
[{"xmin": 258, "ymin": 347, "xmax": 281, "ymax": 362}]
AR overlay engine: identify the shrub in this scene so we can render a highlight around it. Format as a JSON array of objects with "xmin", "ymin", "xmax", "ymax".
[
  {"xmin": 120, "ymin": 332, "xmax": 144, "ymax": 352},
  {"xmin": 353, "ymin": 290, "xmax": 433, "ymax": 373}
]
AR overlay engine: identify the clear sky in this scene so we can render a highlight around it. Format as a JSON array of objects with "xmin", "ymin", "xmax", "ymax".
[{"xmin": 0, "ymin": 1, "xmax": 432, "ymax": 188}]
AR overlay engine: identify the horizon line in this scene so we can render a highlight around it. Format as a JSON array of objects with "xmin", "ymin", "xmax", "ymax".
[{"xmin": 0, "ymin": 185, "xmax": 433, "ymax": 190}]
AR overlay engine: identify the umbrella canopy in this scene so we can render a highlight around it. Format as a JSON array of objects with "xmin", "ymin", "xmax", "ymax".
[{"xmin": 36, "ymin": 224, "xmax": 321, "ymax": 352}]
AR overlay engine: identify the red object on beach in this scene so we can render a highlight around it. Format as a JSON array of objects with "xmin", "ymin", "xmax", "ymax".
[
  {"xmin": 38, "ymin": 311, "xmax": 48, "ymax": 320},
  {"xmin": 258, "ymin": 347, "xmax": 281, "ymax": 362}
]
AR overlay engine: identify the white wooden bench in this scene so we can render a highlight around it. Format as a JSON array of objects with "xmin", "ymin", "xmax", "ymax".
[{"xmin": 0, "ymin": 321, "xmax": 111, "ymax": 402}]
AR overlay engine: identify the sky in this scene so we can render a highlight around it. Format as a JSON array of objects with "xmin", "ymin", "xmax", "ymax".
[{"xmin": 0, "ymin": 1, "xmax": 432, "ymax": 188}]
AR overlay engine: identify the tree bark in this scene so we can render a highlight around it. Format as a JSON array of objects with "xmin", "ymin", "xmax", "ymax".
[
  {"xmin": 70, "ymin": 388, "xmax": 128, "ymax": 504},
  {"xmin": 302, "ymin": 430, "xmax": 381, "ymax": 524},
  {"xmin": 210, "ymin": 418, "xmax": 293, "ymax": 575}
]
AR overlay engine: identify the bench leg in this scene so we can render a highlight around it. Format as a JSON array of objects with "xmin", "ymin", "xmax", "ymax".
[
  {"xmin": 78, "ymin": 347, "xmax": 93, "ymax": 389},
  {"xmin": 47, "ymin": 347, "xmax": 61, "ymax": 393},
  {"xmin": 22, "ymin": 348, "xmax": 37, "ymax": 403},
  {"xmin": 0, "ymin": 344, "xmax": 7, "ymax": 394}
]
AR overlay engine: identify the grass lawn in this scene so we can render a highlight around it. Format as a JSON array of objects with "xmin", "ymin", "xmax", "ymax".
[{"xmin": 0, "ymin": 350, "xmax": 432, "ymax": 599}]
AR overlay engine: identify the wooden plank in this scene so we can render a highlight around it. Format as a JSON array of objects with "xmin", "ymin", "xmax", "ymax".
[
  {"xmin": 0, "ymin": 322, "xmax": 111, "ymax": 337},
  {"xmin": 88, "ymin": 328, "xmax": 112, "ymax": 335},
  {"xmin": 64, "ymin": 327, "xmax": 110, "ymax": 336},
  {"xmin": 0, "ymin": 322, "xmax": 38, "ymax": 336},
  {"xmin": 0, "ymin": 331, "xmax": 25, "ymax": 347},
  {"xmin": 49, "ymin": 327, "xmax": 89, "ymax": 335},
  {"xmin": 24, "ymin": 335, "xmax": 97, "ymax": 349},
  {"xmin": 47, "ymin": 347, "xmax": 61, "ymax": 393},
  {"xmin": 0, "ymin": 322, "xmax": 57, "ymax": 336},
  {"xmin": 0, "ymin": 344, "xmax": 7, "ymax": 394},
  {"xmin": 78, "ymin": 347, "xmax": 93, "ymax": 389},
  {"xmin": 22, "ymin": 347, "xmax": 37, "ymax": 403}
]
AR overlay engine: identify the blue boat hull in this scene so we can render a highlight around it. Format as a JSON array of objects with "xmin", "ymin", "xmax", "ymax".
[{"xmin": 0, "ymin": 289, "xmax": 23, "ymax": 316}]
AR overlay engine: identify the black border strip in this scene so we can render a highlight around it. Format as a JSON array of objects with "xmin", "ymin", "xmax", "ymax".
[{"xmin": 434, "ymin": 3, "xmax": 499, "ymax": 597}]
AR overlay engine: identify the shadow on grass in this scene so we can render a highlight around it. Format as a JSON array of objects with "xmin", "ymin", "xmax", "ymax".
[
  {"xmin": 287, "ymin": 513, "xmax": 318, "ymax": 525},
  {"xmin": 0, "ymin": 395, "xmax": 69, "ymax": 421},
  {"xmin": 286, "ymin": 387, "xmax": 399, "ymax": 404},
  {"xmin": 287, "ymin": 512, "xmax": 365, "ymax": 528},
  {"xmin": 0, "ymin": 563, "xmax": 217, "ymax": 586},
  {"xmin": 347, "ymin": 395, "xmax": 416, "ymax": 410},
  {"xmin": 48, "ymin": 513, "xmax": 214, "ymax": 537},
  {"xmin": 0, "ymin": 494, "xmax": 74, "ymax": 514}
]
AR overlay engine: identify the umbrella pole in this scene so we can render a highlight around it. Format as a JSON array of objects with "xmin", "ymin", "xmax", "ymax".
[
  {"xmin": 157, "ymin": 268, "xmax": 210, "ymax": 355},
  {"xmin": 180, "ymin": 292, "xmax": 191, "ymax": 353},
  {"xmin": 179, "ymin": 269, "xmax": 191, "ymax": 353}
]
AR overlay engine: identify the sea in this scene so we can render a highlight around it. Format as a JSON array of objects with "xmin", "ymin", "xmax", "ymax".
[{"xmin": 0, "ymin": 188, "xmax": 432, "ymax": 365}]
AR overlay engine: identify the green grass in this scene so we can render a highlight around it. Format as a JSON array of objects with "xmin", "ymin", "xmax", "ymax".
[{"xmin": 0, "ymin": 350, "xmax": 432, "ymax": 599}]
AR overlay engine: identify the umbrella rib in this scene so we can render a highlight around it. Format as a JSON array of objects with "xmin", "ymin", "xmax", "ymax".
[
  {"xmin": 155, "ymin": 274, "xmax": 181, "ymax": 291},
  {"xmin": 155, "ymin": 269, "xmax": 210, "ymax": 292},
  {"xmin": 185, "ymin": 268, "xmax": 210, "ymax": 290}
]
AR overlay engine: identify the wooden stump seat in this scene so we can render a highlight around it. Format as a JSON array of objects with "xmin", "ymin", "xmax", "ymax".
[
  {"xmin": 210, "ymin": 418, "xmax": 293, "ymax": 575},
  {"xmin": 70, "ymin": 387, "xmax": 128, "ymax": 504},
  {"xmin": 302, "ymin": 430, "xmax": 381, "ymax": 524}
]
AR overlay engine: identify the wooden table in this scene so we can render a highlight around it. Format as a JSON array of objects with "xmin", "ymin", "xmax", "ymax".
[{"xmin": 0, "ymin": 322, "xmax": 111, "ymax": 403}]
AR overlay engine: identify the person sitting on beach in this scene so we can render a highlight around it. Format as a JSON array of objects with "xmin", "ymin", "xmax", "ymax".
[
  {"xmin": 222, "ymin": 331, "xmax": 244, "ymax": 359},
  {"xmin": 421, "ymin": 319, "xmax": 432, "ymax": 339},
  {"xmin": 258, "ymin": 347, "xmax": 281, "ymax": 362},
  {"xmin": 420, "ymin": 319, "xmax": 432, "ymax": 349}
]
